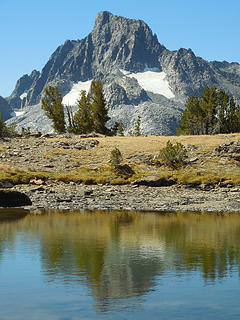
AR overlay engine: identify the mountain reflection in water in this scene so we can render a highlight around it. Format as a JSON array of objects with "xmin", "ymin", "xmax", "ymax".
[{"xmin": 0, "ymin": 209, "xmax": 240, "ymax": 315}]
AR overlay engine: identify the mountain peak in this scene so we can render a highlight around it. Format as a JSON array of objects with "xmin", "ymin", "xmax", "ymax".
[
  {"xmin": 90, "ymin": 11, "xmax": 164, "ymax": 74},
  {"xmin": 93, "ymin": 11, "xmax": 149, "ymax": 33},
  {"xmin": 94, "ymin": 11, "xmax": 112, "ymax": 26},
  {"xmin": 6, "ymin": 11, "xmax": 240, "ymax": 136}
]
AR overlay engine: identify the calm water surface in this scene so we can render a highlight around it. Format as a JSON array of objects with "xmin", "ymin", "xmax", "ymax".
[{"xmin": 0, "ymin": 209, "xmax": 240, "ymax": 319}]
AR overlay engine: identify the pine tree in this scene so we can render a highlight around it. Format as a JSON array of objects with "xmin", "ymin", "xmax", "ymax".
[
  {"xmin": 200, "ymin": 86, "xmax": 218, "ymax": 134},
  {"xmin": 134, "ymin": 116, "xmax": 142, "ymax": 136},
  {"xmin": 65, "ymin": 105, "xmax": 74, "ymax": 133},
  {"xmin": 41, "ymin": 86, "xmax": 66, "ymax": 133},
  {"xmin": 227, "ymin": 97, "xmax": 240, "ymax": 133},
  {"xmin": 111, "ymin": 122, "xmax": 119, "ymax": 136},
  {"xmin": 91, "ymin": 80, "xmax": 110, "ymax": 134},
  {"xmin": 178, "ymin": 86, "xmax": 240, "ymax": 135},
  {"xmin": 178, "ymin": 96, "xmax": 203, "ymax": 135},
  {"xmin": 217, "ymin": 89, "xmax": 229, "ymax": 133},
  {"xmin": 118, "ymin": 122, "xmax": 124, "ymax": 136},
  {"xmin": 72, "ymin": 90, "xmax": 93, "ymax": 134},
  {"xmin": 0, "ymin": 112, "xmax": 6, "ymax": 137}
]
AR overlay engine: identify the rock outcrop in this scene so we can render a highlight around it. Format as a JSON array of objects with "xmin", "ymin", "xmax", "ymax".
[
  {"xmin": 0, "ymin": 190, "xmax": 32, "ymax": 207},
  {"xmin": 0, "ymin": 96, "xmax": 12, "ymax": 120},
  {"xmin": 214, "ymin": 140, "xmax": 240, "ymax": 161},
  {"xmin": 6, "ymin": 70, "xmax": 40, "ymax": 109}
]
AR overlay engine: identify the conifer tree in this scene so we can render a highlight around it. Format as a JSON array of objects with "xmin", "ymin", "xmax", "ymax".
[
  {"xmin": 91, "ymin": 80, "xmax": 110, "ymax": 134},
  {"xmin": 0, "ymin": 112, "xmax": 7, "ymax": 137},
  {"xmin": 134, "ymin": 116, "xmax": 142, "ymax": 136},
  {"xmin": 227, "ymin": 97, "xmax": 240, "ymax": 133},
  {"xmin": 178, "ymin": 96, "xmax": 203, "ymax": 135},
  {"xmin": 72, "ymin": 90, "xmax": 93, "ymax": 134},
  {"xmin": 111, "ymin": 122, "xmax": 119, "ymax": 136},
  {"xmin": 118, "ymin": 122, "xmax": 124, "ymax": 136},
  {"xmin": 178, "ymin": 86, "xmax": 240, "ymax": 135},
  {"xmin": 41, "ymin": 86, "xmax": 66, "ymax": 133},
  {"xmin": 217, "ymin": 89, "xmax": 229, "ymax": 133},
  {"xmin": 65, "ymin": 105, "xmax": 74, "ymax": 133},
  {"xmin": 200, "ymin": 86, "xmax": 218, "ymax": 134}
]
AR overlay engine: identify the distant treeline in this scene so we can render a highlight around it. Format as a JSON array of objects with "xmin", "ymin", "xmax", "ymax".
[{"xmin": 178, "ymin": 86, "xmax": 240, "ymax": 135}]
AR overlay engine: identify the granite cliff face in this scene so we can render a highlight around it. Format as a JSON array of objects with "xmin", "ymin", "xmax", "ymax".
[
  {"xmin": 10, "ymin": 11, "xmax": 165, "ymax": 107},
  {"xmin": 7, "ymin": 70, "xmax": 40, "ymax": 109},
  {"xmin": 160, "ymin": 48, "xmax": 240, "ymax": 99},
  {"xmin": 6, "ymin": 11, "xmax": 240, "ymax": 135},
  {"xmin": 0, "ymin": 96, "xmax": 12, "ymax": 121}
]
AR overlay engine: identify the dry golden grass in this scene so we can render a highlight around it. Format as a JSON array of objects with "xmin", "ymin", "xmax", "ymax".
[
  {"xmin": 95, "ymin": 133, "xmax": 240, "ymax": 152},
  {"xmin": 1, "ymin": 133, "xmax": 240, "ymax": 186},
  {"xmin": 0, "ymin": 162, "xmax": 11, "ymax": 169},
  {"xmin": 69, "ymin": 133, "xmax": 240, "ymax": 167}
]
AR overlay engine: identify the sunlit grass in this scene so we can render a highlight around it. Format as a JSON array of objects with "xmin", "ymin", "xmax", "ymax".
[{"xmin": 1, "ymin": 133, "xmax": 240, "ymax": 186}]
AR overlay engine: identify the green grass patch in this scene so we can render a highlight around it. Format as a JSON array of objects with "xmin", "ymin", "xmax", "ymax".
[
  {"xmin": 0, "ymin": 169, "xmax": 51, "ymax": 185},
  {"xmin": 0, "ymin": 164, "xmax": 240, "ymax": 187}
]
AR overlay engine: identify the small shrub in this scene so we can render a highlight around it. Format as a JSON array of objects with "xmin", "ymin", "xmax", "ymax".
[
  {"xmin": 110, "ymin": 148, "xmax": 123, "ymax": 167},
  {"xmin": 0, "ymin": 114, "xmax": 17, "ymax": 138},
  {"xmin": 159, "ymin": 140, "xmax": 187, "ymax": 169}
]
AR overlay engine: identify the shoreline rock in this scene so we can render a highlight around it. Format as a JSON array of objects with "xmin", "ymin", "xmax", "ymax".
[
  {"xmin": 0, "ymin": 190, "xmax": 32, "ymax": 207},
  {"xmin": 10, "ymin": 184, "xmax": 240, "ymax": 213}
]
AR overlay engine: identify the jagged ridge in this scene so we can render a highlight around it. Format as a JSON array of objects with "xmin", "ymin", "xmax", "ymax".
[{"xmin": 5, "ymin": 11, "xmax": 240, "ymax": 135}]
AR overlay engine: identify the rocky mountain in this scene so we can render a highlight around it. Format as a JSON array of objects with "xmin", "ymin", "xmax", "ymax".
[
  {"xmin": 6, "ymin": 70, "xmax": 40, "ymax": 110},
  {"xmin": 6, "ymin": 11, "xmax": 240, "ymax": 135},
  {"xmin": 0, "ymin": 96, "xmax": 12, "ymax": 121}
]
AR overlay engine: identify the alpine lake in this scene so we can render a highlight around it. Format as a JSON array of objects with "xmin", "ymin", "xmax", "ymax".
[{"xmin": 0, "ymin": 208, "xmax": 240, "ymax": 320}]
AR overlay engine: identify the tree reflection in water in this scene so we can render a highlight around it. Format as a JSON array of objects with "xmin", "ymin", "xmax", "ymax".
[{"xmin": 0, "ymin": 209, "xmax": 240, "ymax": 311}]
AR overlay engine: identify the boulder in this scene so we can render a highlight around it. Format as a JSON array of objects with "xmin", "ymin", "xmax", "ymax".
[
  {"xmin": 133, "ymin": 175, "xmax": 176, "ymax": 187},
  {"xmin": 0, "ymin": 190, "xmax": 32, "ymax": 207},
  {"xmin": 115, "ymin": 164, "xmax": 135, "ymax": 176}
]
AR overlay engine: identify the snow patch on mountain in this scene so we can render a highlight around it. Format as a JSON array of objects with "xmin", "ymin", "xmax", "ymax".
[
  {"xmin": 16, "ymin": 111, "xmax": 25, "ymax": 116},
  {"xmin": 20, "ymin": 92, "xmax": 27, "ymax": 100},
  {"xmin": 62, "ymin": 80, "xmax": 92, "ymax": 106},
  {"xmin": 120, "ymin": 69, "xmax": 175, "ymax": 99},
  {"xmin": 7, "ymin": 104, "xmax": 53, "ymax": 133},
  {"xmin": 10, "ymin": 111, "xmax": 25, "ymax": 117}
]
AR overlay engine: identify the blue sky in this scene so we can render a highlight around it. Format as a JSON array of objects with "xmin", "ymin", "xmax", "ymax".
[{"xmin": 0, "ymin": 0, "xmax": 239, "ymax": 97}]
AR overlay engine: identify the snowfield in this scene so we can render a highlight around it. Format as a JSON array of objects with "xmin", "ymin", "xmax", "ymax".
[
  {"xmin": 20, "ymin": 92, "xmax": 27, "ymax": 100},
  {"xmin": 121, "ymin": 69, "xmax": 175, "ymax": 99},
  {"xmin": 62, "ymin": 80, "xmax": 92, "ymax": 106},
  {"xmin": 10, "ymin": 111, "xmax": 25, "ymax": 117},
  {"xmin": 62, "ymin": 70, "xmax": 174, "ymax": 107},
  {"xmin": 15, "ymin": 111, "xmax": 25, "ymax": 116}
]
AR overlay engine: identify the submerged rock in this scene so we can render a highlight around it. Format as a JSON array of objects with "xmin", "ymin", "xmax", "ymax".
[{"xmin": 0, "ymin": 190, "xmax": 32, "ymax": 207}]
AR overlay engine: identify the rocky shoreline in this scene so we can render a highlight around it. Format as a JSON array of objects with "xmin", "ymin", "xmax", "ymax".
[{"xmin": 10, "ymin": 183, "xmax": 240, "ymax": 213}]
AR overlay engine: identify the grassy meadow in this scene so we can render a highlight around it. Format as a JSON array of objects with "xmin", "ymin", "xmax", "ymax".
[{"xmin": 0, "ymin": 133, "xmax": 240, "ymax": 187}]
